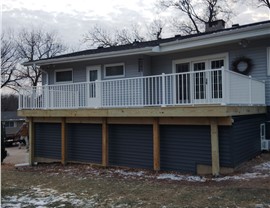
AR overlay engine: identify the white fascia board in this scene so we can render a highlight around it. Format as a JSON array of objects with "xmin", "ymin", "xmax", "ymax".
[
  {"xmin": 159, "ymin": 25, "xmax": 270, "ymax": 53},
  {"xmin": 24, "ymin": 47, "xmax": 154, "ymax": 66}
]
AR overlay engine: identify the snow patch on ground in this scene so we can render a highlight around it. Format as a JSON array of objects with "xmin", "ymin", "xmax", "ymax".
[
  {"xmin": 157, "ymin": 174, "xmax": 206, "ymax": 182},
  {"xmin": 114, "ymin": 170, "xmax": 145, "ymax": 177},
  {"xmin": 1, "ymin": 186, "xmax": 97, "ymax": 208},
  {"xmin": 212, "ymin": 172, "xmax": 269, "ymax": 182},
  {"xmin": 254, "ymin": 161, "xmax": 270, "ymax": 171}
]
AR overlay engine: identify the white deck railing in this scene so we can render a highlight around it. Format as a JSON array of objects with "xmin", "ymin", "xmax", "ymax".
[{"xmin": 18, "ymin": 69, "xmax": 265, "ymax": 110}]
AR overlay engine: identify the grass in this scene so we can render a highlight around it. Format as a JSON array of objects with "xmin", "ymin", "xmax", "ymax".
[{"xmin": 1, "ymin": 154, "xmax": 270, "ymax": 208}]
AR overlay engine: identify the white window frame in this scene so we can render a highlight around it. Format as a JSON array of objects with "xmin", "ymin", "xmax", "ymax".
[
  {"xmin": 172, "ymin": 53, "xmax": 229, "ymax": 73},
  {"xmin": 54, "ymin": 68, "xmax": 73, "ymax": 84},
  {"xmin": 267, "ymin": 47, "xmax": 270, "ymax": 76},
  {"xmin": 104, "ymin": 63, "xmax": 125, "ymax": 79}
]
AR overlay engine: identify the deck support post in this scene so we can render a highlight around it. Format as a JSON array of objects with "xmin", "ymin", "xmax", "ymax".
[
  {"xmin": 210, "ymin": 118, "xmax": 220, "ymax": 176},
  {"xmin": 28, "ymin": 117, "xmax": 34, "ymax": 166},
  {"xmin": 153, "ymin": 118, "xmax": 160, "ymax": 171},
  {"xmin": 102, "ymin": 118, "xmax": 109, "ymax": 167},
  {"xmin": 61, "ymin": 117, "xmax": 67, "ymax": 165}
]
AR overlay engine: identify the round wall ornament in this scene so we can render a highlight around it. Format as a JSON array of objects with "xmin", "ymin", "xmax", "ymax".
[{"xmin": 232, "ymin": 56, "xmax": 253, "ymax": 75}]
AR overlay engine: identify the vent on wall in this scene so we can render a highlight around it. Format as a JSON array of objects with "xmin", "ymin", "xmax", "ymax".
[{"xmin": 260, "ymin": 123, "xmax": 270, "ymax": 151}]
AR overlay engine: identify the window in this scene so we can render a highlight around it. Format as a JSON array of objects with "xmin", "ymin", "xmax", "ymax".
[
  {"xmin": 104, "ymin": 63, "xmax": 125, "ymax": 78},
  {"xmin": 55, "ymin": 69, "xmax": 73, "ymax": 83},
  {"xmin": 5, "ymin": 121, "xmax": 15, "ymax": 128},
  {"xmin": 267, "ymin": 47, "xmax": 270, "ymax": 76}
]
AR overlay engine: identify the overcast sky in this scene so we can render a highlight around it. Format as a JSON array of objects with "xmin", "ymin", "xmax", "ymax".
[{"xmin": 2, "ymin": 0, "xmax": 270, "ymax": 50}]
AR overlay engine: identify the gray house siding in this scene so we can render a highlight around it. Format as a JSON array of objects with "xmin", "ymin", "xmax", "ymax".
[
  {"xmin": 229, "ymin": 39, "xmax": 270, "ymax": 105},
  {"xmin": 108, "ymin": 124, "xmax": 153, "ymax": 169},
  {"xmin": 218, "ymin": 126, "xmax": 234, "ymax": 167},
  {"xmin": 34, "ymin": 123, "xmax": 61, "ymax": 160},
  {"xmin": 231, "ymin": 114, "xmax": 266, "ymax": 167},
  {"xmin": 67, "ymin": 123, "xmax": 102, "ymax": 164},
  {"xmin": 43, "ymin": 55, "xmax": 146, "ymax": 85},
  {"xmin": 219, "ymin": 114, "xmax": 266, "ymax": 168}
]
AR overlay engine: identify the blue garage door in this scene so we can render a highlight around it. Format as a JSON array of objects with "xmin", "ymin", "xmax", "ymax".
[
  {"xmin": 160, "ymin": 125, "xmax": 211, "ymax": 174},
  {"xmin": 67, "ymin": 123, "xmax": 102, "ymax": 164},
  {"xmin": 34, "ymin": 123, "xmax": 61, "ymax": 160},
  {"xmin": 109, "ymin": 125, "xmax": 153, "ymax": 169}
]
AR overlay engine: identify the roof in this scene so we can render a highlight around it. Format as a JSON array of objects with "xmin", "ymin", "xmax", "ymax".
[
  {"xmin": 1, "ymin": 111, "xmax": 25, "ymax": 121},
  {"xmin": 24, "ymin": 20, "xmax": 270, "ymax": 66}
]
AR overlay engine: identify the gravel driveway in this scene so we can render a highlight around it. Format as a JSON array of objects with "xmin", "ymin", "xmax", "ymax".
[{"xmin": 3, "ymin": 146, "xmax": 29, "ymax": 165}]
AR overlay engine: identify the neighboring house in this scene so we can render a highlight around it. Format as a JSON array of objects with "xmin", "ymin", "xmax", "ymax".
[
  {"xmin": 18, "ymin": 20, "xmax": 270, "ymax": 175},
  {"xmin": 1, "ymin": 111, "xmax": 25, "ymax": 145}
]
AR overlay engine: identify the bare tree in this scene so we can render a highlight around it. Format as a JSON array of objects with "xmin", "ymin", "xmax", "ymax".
[
  {"xmin": 83, "ymin": 24, "xmax": 146, "ymax": 48},
  {"xmin": 83, "ymin": 25, "xmax": 118, "ymax": 47},
  {"xmin": 83, "ymin": 20, "xmax": 165, "ymax": 48},
  {"xmin": 258, "ymin": 0, "xmax": 270, "ymax": 8},
  {"xmin": 16, "ymin": 28, "xmax": 67, "ymax": 87},
  {"xmin": 1, "ymin": 31, "xmax": 21, "ymax": 89},
  {"xmin": 147, "ymin": 19, "xmax": 166, "ymax": 39},
  {"xmin": 159, "ymin": 0, "xmax": 236, "ymax": 34}
]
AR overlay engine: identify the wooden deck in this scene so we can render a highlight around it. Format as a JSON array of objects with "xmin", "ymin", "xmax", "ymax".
[{"xmin": 18, "ymin": 105, "xmax": 266, "ymax": 119}]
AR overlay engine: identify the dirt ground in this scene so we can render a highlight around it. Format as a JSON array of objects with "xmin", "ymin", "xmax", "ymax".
[{"xmin": 1, "ymin": 149, "xmax": 270, "ymax": 208}]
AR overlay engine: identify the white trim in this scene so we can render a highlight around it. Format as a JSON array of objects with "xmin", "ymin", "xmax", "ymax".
[
  {"xmin": 267, "ymin": 47, "xmax": 270, "ymax": 76},
  {"xmin": 172, "ymin": 53, "xmax": 229, "ymax": 73},
  {"xmin": 86, "ymin": 65, "xmax": 101, "ymax": 81},
  {"xmin": 104, "ymin": 63, "xmax": 125, "ymax": 79},
  {"xmin": 54, "ymin": 68, "xmax": 73, "ymax": 84}
]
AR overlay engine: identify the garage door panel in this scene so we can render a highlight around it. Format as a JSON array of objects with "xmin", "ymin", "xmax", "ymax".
[
  {"xmin": 109, "ymin": 125, "xmax": 153, "ymax": 169},
  {"xmin": 67, "ymin": 123, "xmax": 102, "ymax": 164},
  {"xmin": 34, "ymin": 123, "xmax": 61, "ymax": 159},
  {"xmin": 160, "ymin": 125, "xmax": 211, "ymax": 174}
]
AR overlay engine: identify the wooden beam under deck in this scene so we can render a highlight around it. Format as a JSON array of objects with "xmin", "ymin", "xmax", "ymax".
[
  {"xmin": 61, "ymin": 118, "xmax": 67, "ymax": 165},
  {"xmin": 28, "ymin": 117, "xmax": 34, "ymax": 166},
  {"xmin": 210, "ymin": 118, "xmax": 220, "ymax": 176},
  {"xmin": 153, "ymin": 118, "xmax": 160, "ymax": 171},
  {"xmin": 18, "ymin": 106, "xmax": 266, "ymax": 118},
  {"xmin": 102, "ymin": 118, "xmax": 109, "ymax": 167},
  {"xmin": 30, "ymin": 116, "xmax": 232, "ymax": 126}
]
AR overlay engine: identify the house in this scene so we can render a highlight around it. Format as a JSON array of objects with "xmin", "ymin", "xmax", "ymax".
[
  {"xmin": 1, "ymin": 111, "xmax": 25, "ymax": 146},
  {"xmin": 18, "ymin": 20, "xmax": 270, "ymax": 175}
]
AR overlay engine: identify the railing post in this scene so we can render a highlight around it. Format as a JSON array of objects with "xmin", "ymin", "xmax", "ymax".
[
  {"xmin": 221, "ymin": 69, "xmax": 227, "ymax": 105},
  {"xmin": 45, "ymin": 85, "xmax": 49, "ymax": 109},
  {"xmin": 161, "ymin": 73, "xmax": 166, "ymax": 107},
  {"xmin": 249, "ymin": 75, "xmax": 252, "ymax": 105},
  {"xmin": 96, "ymin": 80, "xmax": 101, "ymax": 108}
]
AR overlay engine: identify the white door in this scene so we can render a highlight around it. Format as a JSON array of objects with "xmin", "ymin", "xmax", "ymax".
[
  {"xmin": 193, "ymin": 61, "xmax": 208, "ymax": 103},
  {"xmin": 193, "ymin": 59, "xmax": 225, "ymax": 103},
  {"xmin": 87, "ymin": 66, "xmax": 101, "ymax": 107},
  {"xmin": 175, "ymin": 62, "xmax": 191, "ymax": 104},
  {"xmin": 210, "ymin": 59, "xmax": 224, "ymax": 102}
]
